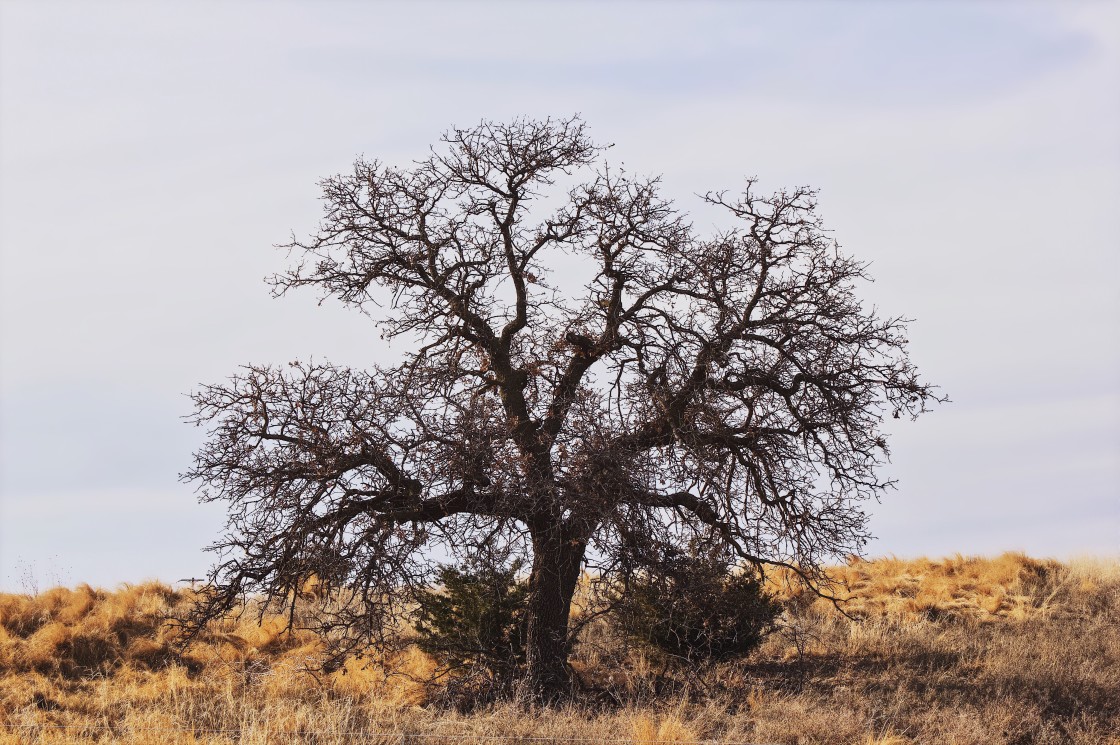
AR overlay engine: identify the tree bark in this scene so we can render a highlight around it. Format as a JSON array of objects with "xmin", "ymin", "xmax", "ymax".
[{"xmin": 522, "ymin": 525, "xmax": 586, "ymax": 702}]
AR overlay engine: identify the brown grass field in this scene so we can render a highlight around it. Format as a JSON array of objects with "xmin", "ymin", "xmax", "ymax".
[{"xmin": 1, "ymin": 553, "xmax": 1117, "ymax": 744}]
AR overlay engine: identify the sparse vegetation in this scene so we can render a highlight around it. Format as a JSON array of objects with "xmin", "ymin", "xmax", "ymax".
[{"xmin": 1, "ymin": 554, "xmax": 1118, "ymax": 744}]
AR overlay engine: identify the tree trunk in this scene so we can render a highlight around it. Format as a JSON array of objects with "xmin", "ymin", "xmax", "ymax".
[{"xmin": 521, "ymin": 525, "xmax": 586, "ymax": 702}]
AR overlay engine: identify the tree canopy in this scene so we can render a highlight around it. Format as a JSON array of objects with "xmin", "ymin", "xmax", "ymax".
[{"xmin": 183, "ymin": 116, "xmax": 941, "ymax": 700}]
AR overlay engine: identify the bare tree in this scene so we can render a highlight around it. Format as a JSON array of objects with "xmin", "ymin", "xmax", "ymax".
[{"xmin": 183, "ymin": 116, "xmax": 941, "ymax": 700}]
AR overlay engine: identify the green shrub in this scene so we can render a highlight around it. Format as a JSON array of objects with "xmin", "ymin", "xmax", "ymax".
[
  {"xmin": 612, "ymin": 551, "xmax": 781, "ymax": 664},
  {"xmin": 413, "ymin": 560, "xmax": 527, "ymax": 698}
]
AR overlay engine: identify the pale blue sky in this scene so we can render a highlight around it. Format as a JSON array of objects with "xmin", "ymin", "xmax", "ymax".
[{"xmin": 1, "ymin": 1, "xmax": 1117, "ymax": 590}]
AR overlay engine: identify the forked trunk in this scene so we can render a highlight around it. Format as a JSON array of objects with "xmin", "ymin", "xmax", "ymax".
[{"xmin": 521, "ymin": 526, "xmax": 586, "ymax": 702}]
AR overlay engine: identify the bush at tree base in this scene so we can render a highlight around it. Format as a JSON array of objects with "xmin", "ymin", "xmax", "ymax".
[
  {"xmin": 412, "ymin": 561, "xmax": 528, "ymax": 702},
  {"xmin": 612, "ymin": 551, "xmax": 782, "ymax": 665}
]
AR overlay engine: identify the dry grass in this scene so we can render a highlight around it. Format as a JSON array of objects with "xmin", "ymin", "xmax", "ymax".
[{"xmin": 1, "ymin": 554, "xmax": 1117, "ymax": 744}]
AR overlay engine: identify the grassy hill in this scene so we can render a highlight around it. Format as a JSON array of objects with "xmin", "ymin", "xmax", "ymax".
[{"xmin": 1, "ymin": 553, "xmax": 1117, "ymax": 744}]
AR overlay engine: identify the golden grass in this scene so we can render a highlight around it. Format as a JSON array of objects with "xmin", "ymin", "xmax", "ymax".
[{"xmin": 1, "ymin": 554, "xmax": 1117, "ymax": 744}]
